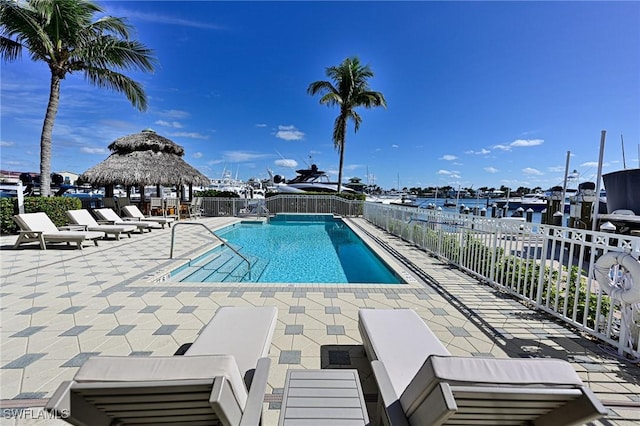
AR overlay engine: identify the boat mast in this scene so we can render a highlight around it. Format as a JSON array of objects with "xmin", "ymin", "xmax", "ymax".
[
  {"xmin": 560, "ymin": 150, "xmax": 571, "ymax": 221},
  {"xmin": 591, "ymin": 131, "xmax": 607, "ymax": 232},
  {"xmin": 621, "ymin": 134, "xmax": 626, "ymax": 169}
]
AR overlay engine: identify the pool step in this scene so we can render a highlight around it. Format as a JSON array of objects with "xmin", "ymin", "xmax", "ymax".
[
  {"xmin": 180, "ymin": 252, "xmax": 237, "ymax": 282},
  {"xmin": 171, "ymin": 251, "xmax": 224, "ymax": 282},
  {"xmin": 227, "ymin": 257, "xmax": 270, "ymax": 283},
  {"xmin": 173, "ymin": 246, "xmax": 268, "ymax": 283}
]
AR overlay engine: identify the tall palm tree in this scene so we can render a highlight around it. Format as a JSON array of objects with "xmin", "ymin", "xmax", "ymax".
[
  {"xmin": 0, "ymin": 0, "xmax": 156, "ymax": 196},
  {"xmin": 307, "ymin": 56, "xmax": 386, "ymax": 193}
]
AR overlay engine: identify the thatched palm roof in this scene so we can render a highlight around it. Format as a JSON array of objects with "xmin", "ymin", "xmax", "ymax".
[{"xmin": 80, "ymin": 129, "xmax": 210, "ymax": 187}]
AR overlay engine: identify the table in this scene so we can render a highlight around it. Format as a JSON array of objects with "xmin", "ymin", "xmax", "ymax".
[{"xmin": 278, "ymin": 369, "xmax": 370, "ymax": 425}]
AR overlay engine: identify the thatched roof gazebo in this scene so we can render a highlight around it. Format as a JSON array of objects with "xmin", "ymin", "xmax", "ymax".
[{"xmin": 80, "ymin": 129, "xmax": 210, "ymax": 200}]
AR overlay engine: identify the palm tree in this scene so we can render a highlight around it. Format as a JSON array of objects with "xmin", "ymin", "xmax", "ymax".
[
  {"xmin": 307, "ymin": 56, "xmax": 386, "ymax": 193},
  {"xmin": 0, "ymin": 0, "xmax": 156, "ymax": 196}
]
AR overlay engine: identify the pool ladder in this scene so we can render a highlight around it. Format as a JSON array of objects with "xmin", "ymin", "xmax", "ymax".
[{"xmin": 169, "ymin": 222, "xmax": 252, "ymax": 280}]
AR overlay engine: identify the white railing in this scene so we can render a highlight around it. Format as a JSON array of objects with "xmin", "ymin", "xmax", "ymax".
[
  {"xmin": 364, "ymin": 202, "xmax": 640, "ymax": 358},
  {"xmin": 201, "ymin": 195, "xmax": 363, "ymax": 217}
]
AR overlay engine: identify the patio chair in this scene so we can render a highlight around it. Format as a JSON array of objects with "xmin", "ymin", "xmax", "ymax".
[
  {"xmin": 121, "ymin": 205, "xmax": 174, "ymax": 228},
  {"xmin": 94, "ymin": 208, "xmax": 160, "ymax": 232},
  {"xmin": 164, "ymin": 197, "xmax": 181, "ymax": 220},
  {"xmin": 187, "ymin": 197, "xmax": 203, "ymax": 218},
  {"xmin": 358, "ymin": 309, "xmax": 607, "ymax": 426},
  {"xmin": 12, "ymin": 212, "xmax": 104, "ymax": 250},
  {"xmin": 45, "ymin": 306, "xmax": 278, "ymax": 426},
  {"xmin": 66, "ymin": 209, "xmax": 137, "ymax": 240},
  {"xmin": 149, "ymin": 196, "xmax": 165, "ymax": 216}
]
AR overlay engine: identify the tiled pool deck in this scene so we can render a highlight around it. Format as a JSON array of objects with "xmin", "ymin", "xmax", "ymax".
[{"xmin": 1, "ymin": 216, "xmax": 639, "ymax": 425}]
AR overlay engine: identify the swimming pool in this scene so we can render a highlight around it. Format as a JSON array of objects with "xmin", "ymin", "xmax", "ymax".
[{"xmin": 170, "ymin": 214, "xmax": 403, "ymax": 284}]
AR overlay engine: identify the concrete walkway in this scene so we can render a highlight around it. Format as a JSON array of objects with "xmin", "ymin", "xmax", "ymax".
[{"xmin": 1, "ymin": 216, "xmax": 638, "ymax": 425}]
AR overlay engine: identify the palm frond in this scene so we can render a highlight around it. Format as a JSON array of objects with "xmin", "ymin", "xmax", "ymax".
[{"xmin": 84, "ymin": 67, "xmax": 148, "ymax": 111}]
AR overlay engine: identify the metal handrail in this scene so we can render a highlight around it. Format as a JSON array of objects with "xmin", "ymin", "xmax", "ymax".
[{"xmin": 169, "ymin": 222, "xmax": 251, "ymax": 279}]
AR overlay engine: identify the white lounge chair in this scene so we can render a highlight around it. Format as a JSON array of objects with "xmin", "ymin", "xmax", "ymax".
[
  {"xmin": 94, "ymin": 208, "xmax": 160, "ymax": 232},
  {"xmin": 12, "ymin": 212, "xmax": 104, "ymax": 250},
  {"xmin": 46, "ymin": 306, "xmax": 278, "ymax": 426},
  {"xmin": 358, "ymin": 309, "xmax": 607, "ymax": 426},
  {"xmin": 121, "ymin": 205, "xmax": 175, "ymax": 228},
  {"xmin": 66, "ymin": 209, "xmax": 137, "ymax": 240}
]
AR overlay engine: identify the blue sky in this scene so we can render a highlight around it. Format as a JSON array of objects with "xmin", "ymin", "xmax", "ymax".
[{"xmin": 1, "ymin": 1, "xmax": 639, "ymax": 191}]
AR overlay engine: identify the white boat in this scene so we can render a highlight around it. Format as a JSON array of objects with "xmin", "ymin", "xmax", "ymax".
[
  {"xmin": 268, "ymin": 165, "xmax": 355, "ymax": 194},
  {"xmin": 366, "ymin": 192, "xmax": 417, "ymax": 206},
  {"xmin": 208, "ymin": 169, "xmax": 265, "ymax": 199}
]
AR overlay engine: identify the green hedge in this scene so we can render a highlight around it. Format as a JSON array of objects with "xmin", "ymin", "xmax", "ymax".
[{"xmin": 0, "ymin": 196, "xmax": 82, "ymax": 234}]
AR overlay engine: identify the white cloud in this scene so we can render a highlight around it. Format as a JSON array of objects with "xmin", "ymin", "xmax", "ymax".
[
  {"xmin": 106, "ymin": 7, "xmax": 226, "ymax": 30},
  {"xmin": 437, "ymin": 170, "xmax": 452, "ymax": 175},
  {"xmin": 466, "ymin": 148, "xmax": 491, "ymax": 155},
  {"xmin": 484, "ymin": 167, "xmax": 499, "ymax": 173},
  {"xmin": 522, "ymin": 167, "xmax": 543, "ymax": 175},
  {"xmin": 580, "ymin": 161, "xmax": 602, "ymax": 168},
  {"xmin": 157, "ymin": 109, "xmax": 190, "ymax": 119},
  {"xmin": 441, "ymin": 154, "xmax": 457, "ymax": 161},
  {"xmin": 275, "ymin": 125, "xmax": 304, "ymax": 141},
  {"xmin": 391, "ymin": 144, "xmax": 399, "ymax": 148},
  {"xmin": 192, "ymin": 152, "xmax": 203, "ymax": 159},
  {"xmin": 222, "ymin": 151, "xmax": 270, "ymax": 162},
  {"xmin": 255, "ymin": 123, "xmax": 267, "ymax": 128},
  {"xmin": 275, "ymin": 159, "xmax": 298, "ymax": 168},
  {"xmin": 494, "ymin": 139, "xmax": 544, "ymax": 151},
  {"xmin": 0, "ymin": 140, "xmax": 15, "ymax": 147},
  {"xmin": 167, "ymin": 131, "xmax": 208, "ymax": 139},
  {"xmin": 80, "ymin": 147, "xmax": 108, "ymax": 155},
  {"xmin": 511, "ymin": 139, "xmax": 543, "ymax": 147},
  {"xmin": 155, "ymin": 120, "xmax": 183, "ymax": 128}
]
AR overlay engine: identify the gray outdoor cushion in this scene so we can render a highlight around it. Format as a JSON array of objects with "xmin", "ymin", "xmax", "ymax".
[
  {"xmin": 185, "ymin": 306, "xmax": 278, "ymax": 378},
  {"xmin": 400, "ymin": 355, "xmax": 585, "ymax": 418},
  {"xmin": 358, "ymin": 309, "xmax": 451, "ymax": 397},
  {"xmin": 74, "ymin": 354, "xmax": 248, "ymax": 408}
]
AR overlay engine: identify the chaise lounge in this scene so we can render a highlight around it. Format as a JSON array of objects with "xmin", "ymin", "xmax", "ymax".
[
  {"xmin": 94, "ymin": 208, "xmax": 161, "ymax": 232},
  {"xmin": 121, "ymin": 205, "xmax": 175, "ymax": 228},
  {"xmin": 12, "ymin": 212, "xmax": 105, "ymax": 250},
  {"xmin": 45, "ymin": 306, "xmax": 278, "ymax": 426},
  {"xmin": 358, "ymin": 308, "xmax": 608, "ymax": 426},
  {"xmin": 66, "ymin": 209, "xmax": 137, "ymax": 240}
]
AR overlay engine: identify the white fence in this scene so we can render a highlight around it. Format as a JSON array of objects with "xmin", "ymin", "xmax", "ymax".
[
  {"xmin": 201, "ymin": 195, "xmax": 363, "ymax": 217},
  {"xmin": 363, "ymin": 202, "xmax": 640, "ymax": 358}
]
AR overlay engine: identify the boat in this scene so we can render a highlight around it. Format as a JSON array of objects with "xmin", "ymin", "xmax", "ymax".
[
  {"xmin": 598, "ymin": 168, "xmax": 640, "ymax": 234},
  {"xmin": 366, "ymin": 192, "xmax": 418, "ymax": 206},
  {"xmin": 602, "ymin": 168, "xmax": 640, "ymax": 215},
  {"xmin": 268, "ymin": 164, "xmax": 355, "ymax": 194}
]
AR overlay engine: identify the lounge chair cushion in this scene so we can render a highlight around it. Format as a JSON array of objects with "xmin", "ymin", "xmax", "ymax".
[
  {"xmin": 74, "ymin": 354, "xmax": 248, "ymax": 409},
  {"xmin": 401, "ymin": 355, "xmax": 585, "ymax": 418},
  {"xmin": 185, "ymin": 306, "xmax": 278, "ymax": 378},
  {"xmin": 67, "ymin": 209, "xmax": 137, "ymax": 234},
  {"xmin": 18, "ymin": 212, "xmax": 59, "ymax": 233},
  {"xmin": 358, "ymin": 309, "xmax": 451, "ymax": 397}
]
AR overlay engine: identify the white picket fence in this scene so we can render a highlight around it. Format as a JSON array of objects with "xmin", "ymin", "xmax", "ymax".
[{"xmin": 363, "ymin": 202, "xmax": 640, "ymax": 359}]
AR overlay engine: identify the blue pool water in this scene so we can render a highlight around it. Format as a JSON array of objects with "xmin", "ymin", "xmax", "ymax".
[{"xmin": 171, "ymin": 214, "xmax": 403, "ymax": 284}]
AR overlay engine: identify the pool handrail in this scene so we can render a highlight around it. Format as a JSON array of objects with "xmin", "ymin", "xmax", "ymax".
[{"xmin": 169, "ymin": 222, "xmax": 252, "ymax": 280}]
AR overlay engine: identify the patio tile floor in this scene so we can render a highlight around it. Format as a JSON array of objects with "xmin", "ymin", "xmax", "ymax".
[{"xmin": 1, "ymin": 216, "xmax": 639, "ymax": 425}]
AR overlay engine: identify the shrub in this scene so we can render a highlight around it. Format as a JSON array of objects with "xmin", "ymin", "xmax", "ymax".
[{"xmin": 0, "ymin": 196, "xmax": 82, "ymax": 234}]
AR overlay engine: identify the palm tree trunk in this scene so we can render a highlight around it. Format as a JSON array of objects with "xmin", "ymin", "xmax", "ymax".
[
  {"xmin": 337, "ymin": 118, "xmax": 347, "ymax": 193},
  {"xmin": 39, "ymin": 74, "xmax": 61, "ymax": 197}
]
